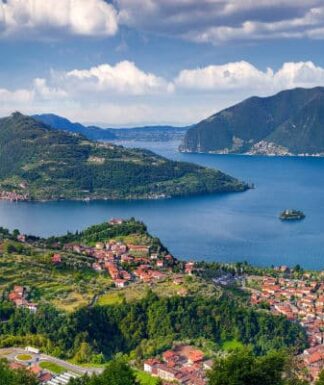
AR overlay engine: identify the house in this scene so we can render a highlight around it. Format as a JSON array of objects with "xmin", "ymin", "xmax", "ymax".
[
  {"xmin": 144, "ymin": 358, "xmax": 161, "ymax": 373},
  {"xmin": 17, "ymin": 234, "xmax": 26, "ymax": 243},
  {"xmin": 92, "ymin": 263, "xmax": 103, "ymax": 272},
  {"xmin": 52, "ymin": 253, "xmax": 62, "ymax": 264},
  {"xmin": 128, "ymin": 244, "xmax": 150, "ymax": 255},
  {"xmin": 203, "ymin": 359, "xmax": 213, "ymax": 371},
  {"xmin": 185, "ymin": 262, "xmax": 195, "ymax": 275},
  {"xmin": 145, "ymin": 345, "xmax": 209, "ymax": 385},
  {"xmin": 187, "ymin": 349, "xmax": 204, "ymax": 364},
  {"xmin": 95, "ymin": 242, "xmax": 105, "ymax": 250},
  {"xmin": 156, "ymin": 260, "xmax": 164, "ymax": 268},
  {"xmin": 156, "ymin": 364, "xmax": 178, "ymax": 381},
  {"xmin": 38, "ymin": 372, "xmax": 53, "ymax": 383},
  {"xmin": 26, "ymin": 303, "xmax": 38, "ymax": 313},
  {"xmin": 109, "ymin": 218, "xmax": 124, "ymax": 225},
  {"xmin": 114, "ymin": 279, "xmax": 127, "ymax": 288}
]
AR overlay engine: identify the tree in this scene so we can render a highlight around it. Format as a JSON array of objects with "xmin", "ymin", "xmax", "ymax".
[
  {"xmin": 207, "ymin": 349, "xmax": 287, "ymax": 385},
  {"xmin": 74, "ymin": 342, "xmax": 93, "ymax": 363},
  {"xmin": 100, "ymin": 358, "xmax": 138, "ymax": 385},
  {"xmin": 316, "ymin": 371, "xmax": 324, "ymax": 385}
]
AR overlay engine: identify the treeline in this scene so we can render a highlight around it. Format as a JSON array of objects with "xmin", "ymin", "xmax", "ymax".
[
  {"xmin": 44, "ymin": 218, "xmax": 167, "ymax": 254},
  {"xmin": 46, "ymin": 219, "xmax": 148, "ymax": 245},
  {"xmin": 0, "ymin": 292, "xmax": 307, "ymax": 362}
]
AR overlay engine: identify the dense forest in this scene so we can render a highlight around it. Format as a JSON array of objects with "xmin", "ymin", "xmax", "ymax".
[
  {"xmin": 0, "ymin": 112, "xmax": 247, "ymax": 200},
  {"xmin": 0, "ymin": 291, "xmax": 307, "ymax": 363}
]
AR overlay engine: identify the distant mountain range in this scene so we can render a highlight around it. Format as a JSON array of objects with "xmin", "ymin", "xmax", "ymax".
[
  {"xmin": 33, "ymin": 114, "xmax": 188, "ymax": 142},
  {"xmin": 180, "ymin": 87, "xmax": 324, "ymax": 156},
  {"xmin": 0, "ymin": 112, "xmax": 247, "ymax": 201}
]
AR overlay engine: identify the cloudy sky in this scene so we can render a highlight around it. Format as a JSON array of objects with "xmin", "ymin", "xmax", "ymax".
[{"xmin": 2, "ymin": 0, "xmax": 324, "ymax": 126}]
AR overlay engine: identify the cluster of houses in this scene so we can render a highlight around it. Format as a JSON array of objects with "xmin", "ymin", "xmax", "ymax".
[
  {"xmin": 300, "ymin": 345, "xmax": 324, "ymax": 382},
  {"xmin": 8, "ymin": 285, "xmax": 38, "ymax": 313},
  {"xmin": 250, "ymin": 276, "xmax": 323, "ymax": 381},
  {"xmin": 9, "ymin": 361, "xmax": 54, "ymax": 383},
  {"xmin": 144, "ymin": 345, "xmax": 213, "ymax": 385},
  {"xmin": 62, "ymin": 236, "xmax": 178, "ymax": 288},
  {"xmin": 0, "ymin": 189, "xmax": 28, "ymax": 202}
]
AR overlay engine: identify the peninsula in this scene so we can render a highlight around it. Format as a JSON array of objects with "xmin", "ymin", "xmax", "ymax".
[{"xmin": 0, "ymin": 112, "xmax": 248, "ymax": 202}]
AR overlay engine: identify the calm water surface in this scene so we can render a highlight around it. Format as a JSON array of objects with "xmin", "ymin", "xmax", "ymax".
[{"xmin": 1, "ymin": 140, "xmax": 323, "ymax": 270}]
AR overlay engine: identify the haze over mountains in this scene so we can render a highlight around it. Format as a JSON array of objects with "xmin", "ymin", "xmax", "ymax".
[
  {"xmin": 180, "ymin": 87, "xmax": 324, "ymax": 156},
  {"xmin": 33, "ymin": 114, "xmax": 188, "ymax": 143}
]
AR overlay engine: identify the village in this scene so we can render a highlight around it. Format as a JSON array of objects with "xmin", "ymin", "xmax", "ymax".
[
  {"xmin": 3, "ymin": 219, "xmax": 323, "ymax": 384},
  {"xmin": 59, "ymin": 218, "xmax": 191, "ymax": 288},
  {"xmin": 250, "ymin": 274, "xmax": 323, "ymax": 381},
  {"xmin": 0, "ymin": 187, "xmax": 29, "ymax": 202},
  {"xmin": 6, "ymin": 218, "xmax": 196, "ymax": 311}
]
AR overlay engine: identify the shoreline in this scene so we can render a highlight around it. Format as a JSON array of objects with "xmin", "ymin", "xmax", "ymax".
[{"xmin": 179, "ymin": 149, "xmax": 324, "ymax": 157}]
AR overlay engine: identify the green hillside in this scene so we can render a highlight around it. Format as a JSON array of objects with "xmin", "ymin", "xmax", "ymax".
[
  {"xmin": 0, "ymin": 112, "xmax": 247, "ymax": 201},
  {"xmin": 180, "ymin": 87, "xmax": 324, "ymax": 155}
]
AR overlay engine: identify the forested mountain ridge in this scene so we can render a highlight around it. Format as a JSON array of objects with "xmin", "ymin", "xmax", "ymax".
[
  {"xmin": 180, "ymin": 87, "xmax": 324, "ymax": 155},
  {"xmin": 0, "ymin": 112, "xmax": 247, "ymax": 201}
]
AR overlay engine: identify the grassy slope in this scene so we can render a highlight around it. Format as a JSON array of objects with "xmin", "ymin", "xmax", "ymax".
[{"xmin": 0, "ymin": 220, "xmax": 220, "ymax": 312}]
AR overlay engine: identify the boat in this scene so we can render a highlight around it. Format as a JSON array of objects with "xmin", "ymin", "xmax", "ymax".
[{"xmin": 279, "ymin": 209, "xmax": 305, "ymax": 221}]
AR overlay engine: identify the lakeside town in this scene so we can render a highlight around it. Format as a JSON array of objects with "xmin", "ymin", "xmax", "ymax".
[
  {"xmin": 250, "ymin": 274, "xmax": 323, "ymax": 381},
  {"xmin": 1, "ymin": 218, "xmax": 323, "ymax": 384}
]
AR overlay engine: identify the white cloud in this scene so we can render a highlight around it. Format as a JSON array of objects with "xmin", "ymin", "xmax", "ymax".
[
  {"xmin": 0, "ymin": 87, "xmax": 33, "ymax": 104},
  {"xmin": 33, "ymin": 78, "xmax": 67, "ymax": 99},
  {"xmin": 2, "ymin": 60, "xmax": 324, "ymax": 125},
  {"xmin": 65, "ymin": 61, "xmax": 174, "ymax": 95},
  {"xmin": 115, "ymin": 0, "xmax": 324, "ymax": 43},
  {"xmin": 186, "ymin": 6, "xmax": 324, "ymax": 43},
  {"xmin": 0, "ymin": 0, "xmax": 118, "ymax": 38},
  {"xmin": 175, "ymin": 61, "xmax": 324, "ymax": 93}
]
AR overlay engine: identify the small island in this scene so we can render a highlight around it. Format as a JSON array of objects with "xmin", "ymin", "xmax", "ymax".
[{"xmin": 279, "ymin": 209, "xmax": 305, "ymax": 221}]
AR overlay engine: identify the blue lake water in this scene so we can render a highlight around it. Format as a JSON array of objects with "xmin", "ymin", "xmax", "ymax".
[{"xmin": 0, "ymin": 140, "xmax": 324, "ymax": 270}]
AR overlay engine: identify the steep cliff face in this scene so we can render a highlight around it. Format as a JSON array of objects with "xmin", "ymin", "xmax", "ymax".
[{"xmin": 180, "ymin": 87, "xmax": 324, "ymax": 155}]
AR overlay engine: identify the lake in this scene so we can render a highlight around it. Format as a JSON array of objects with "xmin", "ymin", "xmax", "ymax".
[{"xmin": 1, "ymin": 140, "xmax": 323, "ymax": 270}]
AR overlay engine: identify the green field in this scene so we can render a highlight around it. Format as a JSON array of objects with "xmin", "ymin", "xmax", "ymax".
[
  {"xmin": 97, "ymin": 277, "xmax": 221, "ymax": 306},
  {"xmin": 135, "ymin": 370, "xmax": 160, "ymax": 385},
  {"xmin": 39, "ymin": 361, "xmax": 66, "ymax": 374},
  {"xmin": 222, "ymin": 340, "xmax": 244, "ymax": 351},
  {"xmin": 0, "ymin": 251, "xmax": 113, "ymax": 312},
  {"xmin": 16, "ymin": 354, "xmax": 32, "ymax": 361}
]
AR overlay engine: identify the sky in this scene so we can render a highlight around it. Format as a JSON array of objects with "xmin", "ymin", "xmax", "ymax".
[{"xmin": 1, "ymin": 0, "xmax": 324, "ymax": 126}]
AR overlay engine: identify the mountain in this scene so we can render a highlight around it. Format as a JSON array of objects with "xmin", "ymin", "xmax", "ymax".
[
  {"xmin": 0, "ymin": 112, "xmax": 247, "ymax": 201},
  {"xmin": 180, "ymin": 87, "xmax": 324, "ymax": 155},
  {"xmin": 33, "ymin": 113, "xmax": 188, "ymax": 142},
  {"xmin": 32, "ymin": 113, "xmax": 117, "ymax": 141}
]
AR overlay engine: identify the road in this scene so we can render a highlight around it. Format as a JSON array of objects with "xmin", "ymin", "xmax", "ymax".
[{"xmin": 0, "ymin": 347, "xmax": 104, "ymax": 376}]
